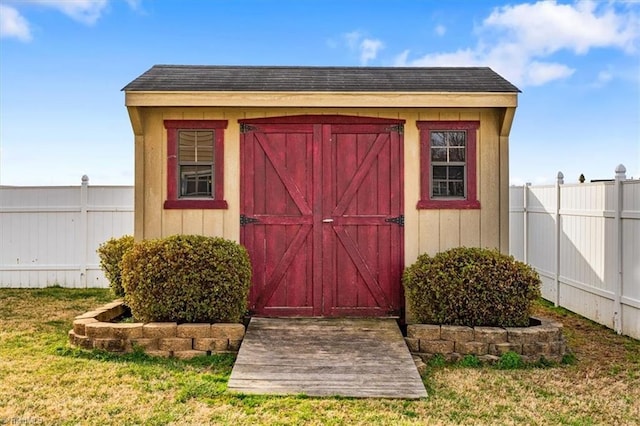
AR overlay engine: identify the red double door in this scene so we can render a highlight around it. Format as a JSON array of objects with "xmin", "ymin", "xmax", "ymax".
[{"xmin": 240, "ymin": 116, "xmax": 404, "ymax": 317}]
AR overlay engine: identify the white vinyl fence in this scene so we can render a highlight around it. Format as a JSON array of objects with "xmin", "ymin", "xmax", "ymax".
[
  {"xmin": 510, "ymin": 165, "xmax": 640, "ymax": 339},
  {"xmin": 0, "ymin": 177, "xmax": 133, "ymax": 288}
]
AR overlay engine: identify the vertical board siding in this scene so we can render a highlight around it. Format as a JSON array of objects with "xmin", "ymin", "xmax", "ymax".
[
  {"xmin": 478, "ymin": 110, "xmax": 500, "ymax": 249},
  {"xmin": 0, "ymin": 185, "xmax": 133, "ymax": 288},
  {"xmin": 459, "ymin": 209, "xmax": 481, "ymax": 247},
  {"xmin": 411, "ymin": 108, "xmax": 502, "ymax": 259},
  {"xmin": 140, "ymin": 107, "xmax": 506, "ymax": 262},
  {"xmin": 510, "ymin": 179, "xmax": 640, "ymax": 339}
]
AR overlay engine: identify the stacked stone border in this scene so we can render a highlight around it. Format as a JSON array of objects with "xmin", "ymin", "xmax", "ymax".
[
  {"xmin": 406, "ymin": 317, "xmax": 566, "ymax": 372},
  {"xmin": 68, "ymin": 300, "xmax": 245, "ymax": 359}
]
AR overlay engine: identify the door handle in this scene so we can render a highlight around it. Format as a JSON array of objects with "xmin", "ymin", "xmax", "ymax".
[{"xmin": 322, "ymin": 218, "xmax": 334, "ymax": 223}]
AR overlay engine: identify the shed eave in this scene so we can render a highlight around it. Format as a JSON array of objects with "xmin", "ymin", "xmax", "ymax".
[{"xmin": 124, "ymin": 91, "xmax": 517, "ymax": 108}]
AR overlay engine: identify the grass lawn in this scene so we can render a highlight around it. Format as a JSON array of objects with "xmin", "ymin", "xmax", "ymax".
[{"xmin": 0, "ymin": 288, "xmax": 638, "ymax": 425}]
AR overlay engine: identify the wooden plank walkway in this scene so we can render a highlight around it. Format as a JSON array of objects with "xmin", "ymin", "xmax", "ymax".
[{"xmin": 227, "ymin": 317, "xmax": 427, "ymax": 399}]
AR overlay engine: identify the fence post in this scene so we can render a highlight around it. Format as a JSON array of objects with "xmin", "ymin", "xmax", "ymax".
[
  {"xmin": 555, "ymin": 172, "xmax": 564, "ymax": 307},
  {"xmin": 80, "ymin": 175, "xmax": 89, "ymax": 288},
  {"xmin": 613, "ymin": 164, "xmax": 626, "ymax": 334},
  {"xmin": 523, "ymin": 182, "xmax": 531, "ymax": 264}
]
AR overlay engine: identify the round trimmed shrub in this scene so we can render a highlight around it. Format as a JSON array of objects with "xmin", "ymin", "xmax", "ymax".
[
  {"xmin": 97, "ymin": 235, "xmax": 135, "ymax": 297},
  {"xmin": 403, "ymin": 247, "xmax": 541, "ymax": 327},
  {"xmin": 121, "ymin": 234, "xmax": 252, "ymax": 323}
]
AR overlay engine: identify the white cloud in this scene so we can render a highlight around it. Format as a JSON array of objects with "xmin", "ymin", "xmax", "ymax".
[
  {"xmin": 25, "ymin": 0, "xmax": 109, "ymax": 25},
  {"xmin": 342, "ymin": 31, "xmax": 384, "ymax": 65},
  {"xmin": 393, "ymin": 50, "xmax": 410, "ymax": 66},
  {"xmin": 0, "ymin": 4, "xmax": 31, "ymax": 41},
  {"xmin": 526, "ymin": 61, "xmax": 575, "ymax": 86},
  {"xmin": 360, "ymin": 38, "xmax": 383, "ymax": 65},
  {"xmin": 124, "ymin": 0, "xmax": 142, "ymax": 11},
  {"xmin": 0, "ymin": 0, "xmax": 141, "ymax": 41},
  {"xmin": 397, "ymin": 1, "xmax": 640, "ymax": 87},
  {"xmin": 597, "ymin": 69, "xmax": 613, "ymax": 84},
  {"xmin": 434, "ymin": 24, "xmax": 446, "ymax": 37},
  {"xmin": 398, "ymin": 48, "xmax": 479, "ymax": 67},
  {"xmin": 484, "ymin": 0, "xmax": 638, "ymax": 55},
  {"xmin": 344, "ymin": 30, "xmax": 362, "ymax": 50}
]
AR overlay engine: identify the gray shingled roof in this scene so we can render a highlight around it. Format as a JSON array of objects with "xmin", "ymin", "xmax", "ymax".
[{"xmin": 123, "ymin": 65, "xmax": 520, "ymax": 93}]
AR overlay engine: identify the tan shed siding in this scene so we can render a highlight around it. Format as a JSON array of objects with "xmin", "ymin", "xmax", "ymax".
[
  {"xmin": 222, "ymin": 111, "xmax": 240, "ymax": 240},
  {"xmin": 402, "ymin": 109, "xmax": 421, "ymax": 267},
  {"xmin": 143, "ymin": 109, "xmax": 164, "ymax": 239},
  {"xmin": 182, "ymin": 210, "xmax": 204, "ymax": 235},
  {"xmin": 135, "ymin": 108, "xmax": 231, "ymax": 240},
  {"xmin": 407, "ymin": 108, "xmax": 500, "ymax": 263},
  {"xmin": 439, "ymin": 210, "xmax": 461, "ymax": 251},
  {"xmin": 499, "ymin": 134, "xmax": 510, "ymax": 253},
  {"xmin": 459, "ymin": 209, "xmax": 481, "ymax": 247},
  {"xmin": 459, "ymin": 111, "xmax": 483, "ymax": 248},
  {"xmin": 133, "ymin": 134, "xmax": 145, "ymax": 242},
  {"xmin": 137, "ymin": 107, "xmax": 507, "ymax": 257},
  {"xmin": 478, "ymin": 109, "xmax": 501, "ymax": 250},
  {"xmin": 162, "ymin": 210, "xmax": 181, "ymax": 236},
  {"xmin": 413, "ymin": 110, "xmax": 442, "ymax": 256}
]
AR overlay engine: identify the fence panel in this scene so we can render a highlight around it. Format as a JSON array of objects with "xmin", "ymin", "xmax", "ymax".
[
  {"xmin": 621, "ymin": 180, "xmax": 640, "ymax": 339},
  {"xmin": 508, "ymin": 186, "xmax": 525, "ymax": 261},
  {"xmin": 0, "ymin": 179, "xmax": 133, "ymax": 288},
  {"xmin": 510, "ymin": 165, "xmax": 639, "ymax": 339}
]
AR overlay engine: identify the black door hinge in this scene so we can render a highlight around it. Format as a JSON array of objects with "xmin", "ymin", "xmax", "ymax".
[
  {"xmin": 240, "ymin": 214, "xmax": 260, "ymax": 226},
  {"xmin": 240, "ymin": 123, "xmax": 256, "ymax": 134},
  {"xmin": 385, "ymin": 215, "xmax": 404, "ymax": 227},
  {"xmin": 387, "ymin": 124, "xmax": 404, "ymax": 134}
]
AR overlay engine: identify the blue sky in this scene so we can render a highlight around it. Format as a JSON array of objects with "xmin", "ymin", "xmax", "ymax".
[{"xmin": 0, "ymin": 0, "xmax": 638, "ymax": 186}]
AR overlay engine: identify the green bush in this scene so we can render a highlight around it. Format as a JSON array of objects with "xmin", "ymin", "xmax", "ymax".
[
  {"xmin": 97, "ymin": 235, "xmax": 135, "ymax": 297},
  {"xmin": 121, "ymin": 235, "xmax": 252, "ymax": 323},
  {"xmin": 403, "ymin": 247, "xmax": 541, "ymax": 327}
]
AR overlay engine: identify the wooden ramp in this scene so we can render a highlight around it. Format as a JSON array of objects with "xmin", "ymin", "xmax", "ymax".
[{"xmin": 227, "ymin": 317, "xmax": 427, "ymax": 399}]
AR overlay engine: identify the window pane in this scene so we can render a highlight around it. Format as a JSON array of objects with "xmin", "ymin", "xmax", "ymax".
[
  {"xmin": 430, "ymin": 131, "xmax": 446, "ymax": 147},
  {"xmin": 198, "ymin": 146, "xmax": 214, "ymax": 162},
  {"xmin": 431, "ymin": 165, "xmax": 465, "ymax": 198},
  {"xmin": 196, "ymin": 131, "xmax": 214, "ymax": 162},
  {"xmin": 180, "ymin": 165, "xmax": 213, "ymax": 197},
  {"xmin": 431, "ymin": 147, "xmax": 447, "ymax": 162},
  {"xmin": 433, "ymin": 181, "xmax": 447, "ymax": 196},
  {"xmin": 433, "ymin": 166, "xmax": 447, "ymax": 180},
  {"xmin": 449, "ymin": 166, "xmax": 464, "ymax": 180},
  {"xmin": 447, "ymin": 131, "xmax": 466, "ymax": 147},
  {"xmin": 428, "ymin": 129, "xmax": 469, "ymax": 199},
  {"xmin": 449, "ymin": 148, "xmax": 466, "ymax": 162},
  {"xmin": 179, "ymin": 130, "xmax": 214, "ymax": 162},
  {"xmin": 448, "ymin": 181, "xmax": 465, "ymax": 197},
  {"xmin": 179, "ymin": 131, "xmax": 197, "ymax": 162}
]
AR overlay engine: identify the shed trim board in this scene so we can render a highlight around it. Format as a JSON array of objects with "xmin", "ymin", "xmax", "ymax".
[
  {"xmin": 124, "ymin": 65, "xmax": 519, "ymax": 320},
  {"xmin": 126, "ymin": 91, "xmax": 517, "ymax": 108}
]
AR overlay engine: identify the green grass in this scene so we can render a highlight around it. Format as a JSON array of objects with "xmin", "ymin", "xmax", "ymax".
[{"xmin": 0, "ymin": 289, "xmax": 639, "ymax": 425}]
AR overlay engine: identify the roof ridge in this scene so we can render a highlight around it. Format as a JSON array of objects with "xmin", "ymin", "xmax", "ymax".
[{"xmin": 151, "ymin": 64, "xmax": 493, "ymax": 70}]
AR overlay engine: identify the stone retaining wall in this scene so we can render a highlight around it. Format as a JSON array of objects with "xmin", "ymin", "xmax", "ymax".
[
  {"xmin": 68, "ymin": 300, "xmax": 245, "ymax": 359},
  {"xmin": 405, "ymin": 317, "xmax": 566, "ymax": 364}
]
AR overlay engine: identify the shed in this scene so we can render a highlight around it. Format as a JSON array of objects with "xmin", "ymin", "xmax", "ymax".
[{"xmin": 123, "ymin": 65, "xmax": 519, "ymax": 320}]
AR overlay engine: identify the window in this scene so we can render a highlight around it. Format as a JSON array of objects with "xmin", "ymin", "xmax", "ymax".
[
  {"xmin": 164, "ymin": 120, "xmax": 228, "ymax": 209},
  {"xmin": 417, "ymin": 121, "xmax": 480, "ymax": 209},
  {"xmin": 179, "ymin": 130, "xmax": 214, "ymax": 197}
]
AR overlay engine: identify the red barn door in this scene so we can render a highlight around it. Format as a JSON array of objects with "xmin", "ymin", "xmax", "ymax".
[{"xmin": 240, "ymin": 116, "xmax": 404, "ymax": 317}]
